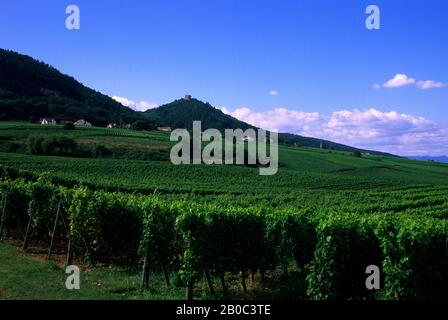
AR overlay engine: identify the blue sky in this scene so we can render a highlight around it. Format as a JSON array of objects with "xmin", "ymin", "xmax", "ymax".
[{"xmin": 1, "ymin": 0, "xmax": 447, "ymax": 155}]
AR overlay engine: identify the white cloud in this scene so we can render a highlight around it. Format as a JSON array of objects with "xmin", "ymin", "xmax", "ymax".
[
  {"xmin": 416, "ymin": 80, "xmax": 446, "ymax": 90},
  {"xmin": 221, "ymin": 106, "xmax": 320, "ymax": 134},
  {"xmin": 375, "ymin": 74, "xmax": 416, "ymax": 88},
  {"xmin": 134, "ymin": 101, "xmax": 158, "ymax": 111},
  {"xmin": 221, "ymin": 106, "xmax": 448, "ymax": 156},
  {"xmin": 112, "ymin": 96, "xmax": 133, "ymax": 107},
  {"xmin": 112, "ymin": 96, "xmax": 158, "ymax": 112},
  {"xmin": 373, "ymin": 84, "xmax": 382, "ymax": 89},
  {"xmin": 320, "ymin": 109, "xmax": 445, "ymax": 155},
  {"xmin": 269, "ymin": 90, "xmax": 279, "ymax": 96},
  {"xmin": 375, "ymin": 74, "xmax": 446, "ymax": 90}
]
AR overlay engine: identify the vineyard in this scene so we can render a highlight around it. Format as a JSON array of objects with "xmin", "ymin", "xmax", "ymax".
[
  {"xmin": 0, "ymin": 170, "xmax": 447, "ymax": 300},
  {"xmin": 0, "ymin": 123, "xmax": 447, "ymax": 300}
]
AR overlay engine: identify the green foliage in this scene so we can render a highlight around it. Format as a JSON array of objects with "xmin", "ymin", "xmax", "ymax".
[
  {"xmin": 64, "ymin": 187, "xmax": 143, "ymax": 263},
  {"xmin": 0, "ymin": 49, "xmax": 148, "ymax": 126},
  {"xmin": 0, "ymin": 171, "xmax": 447, "ymax": 300},
  {"xmin": 175, "ymin": 205, "xmax": 267, "ymax": 283},
  {"xmin": 307, "ymin": 214, "xmax": 382, "ymax": 300},
  {"xmin": 131, "ymin": 120, "xmax": 157, "ymax": 131},
  {"xmin": 27, "ymin": 135, "xmax": 80, "ymax": 157},
  {"xmin": 93, "ymin": 145, "xmax": 111, "ymax": 158},
  {"xmin": 97, "ymin": 192, "xmax": 142, "ymax": 259},
  {"xmin": 139, "ymin": 198, "xmax": 179, "ymax": 270},
  {"xmin": 0, "ymin": 178, "xmax": 29, "ymax": 230},
  {"xmin": 376, "ymin": 216, "xmax": 448, "ymax": 300},
  {"xmin": 65, "ymin": 187, "xmax": 103, "ymax": 262},
  {"xmin": 176, "ymin": 205, "xmax": 211, "ymax": 281},
  {"xmin": 283, "ymin": 209, "xmax": 317, "ymax": 269},
  {"xmin": 63, "ymin": 122, "xmax": 76, "ymax": 130},
  {"xmin": 26, "ymin": 177, "xmax": 58, "ymax": 229},
  {"xmin": 146, "ymin": 98, "xmax": 254, "ymax": 133}
]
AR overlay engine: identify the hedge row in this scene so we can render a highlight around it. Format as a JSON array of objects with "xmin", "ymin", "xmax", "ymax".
[{"xmin": 0, "ymin": 178, "xmax": 447, "ymax": 299}]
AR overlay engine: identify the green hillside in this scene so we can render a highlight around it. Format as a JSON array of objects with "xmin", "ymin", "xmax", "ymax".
[
  {"xmin": 0, "ymin": 122, "xmax": 446, "ymax": 196},
  {"xmin": 0, "ymin": 49, "xmax": 147, "ymax": 126},
  {"xmin": 146, "ymin": 98, "xmax": 254, "ymax": 132}
]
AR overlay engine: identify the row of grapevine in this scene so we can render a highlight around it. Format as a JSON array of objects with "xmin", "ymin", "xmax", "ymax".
[
  {"xmin": 0, "ymin": 178, "xmax": 447, "ymax": 299},
  {"xmin": 308, "ymin": 213, "xmax": 448, "ymax": 300}
]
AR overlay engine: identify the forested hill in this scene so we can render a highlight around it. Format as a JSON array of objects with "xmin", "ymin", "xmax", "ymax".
[
  {"xmin": 146, "ymin": 98, "xmax": 255, "ymax": 132},
  {"xmin": 0, "ymin": 49, "xmax": 143, "ymax": 126}
]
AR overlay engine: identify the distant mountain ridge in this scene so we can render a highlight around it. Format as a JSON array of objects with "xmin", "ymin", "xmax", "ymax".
[
  {"xmin": 0, "ymin": 48, "xmax": 393, "ymax": 156},
  {"xmin": 408, "ymin": 156, "xmax": 448, "ymax": 163}
]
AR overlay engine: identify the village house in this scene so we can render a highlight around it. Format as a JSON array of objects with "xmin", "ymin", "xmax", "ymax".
[
  {"xmin": 74, "ymin": 119, "xmax": 92, "ymax": 127},
  {"xmin": 107, "ymin": 123, "xmax": 117, "ymax": 129},
  {"xmin": 40, "ymin": 118, "xmax": 57, "ymax": 125}
]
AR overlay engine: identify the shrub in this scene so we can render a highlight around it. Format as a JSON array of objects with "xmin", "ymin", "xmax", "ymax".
[
  {"xmin": 27, "ymin": 135, "xmax": 80, "ymax": 157},
  {"xmin": 93, "ymin": 145, "xmax": 111, "ymax": 158},
  {"xmin": 63, "ymin": 122, "xmax": 76, "ymax": 130},
  {"xmin": 131, "ymin": 120, "xmax": 156, "ymax": 131}
]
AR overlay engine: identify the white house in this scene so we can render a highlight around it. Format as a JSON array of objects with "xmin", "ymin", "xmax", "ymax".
[
  {"xmin": 74, "ymin": 119, "xmax": 92, "ymax": 127},
  {"xmin": 157, "ymin": 127, "xmax": 172, "ymax": 132},
  {"xmin": 40, "ymin": 118, "xmax": 57, "ymax": 125}
]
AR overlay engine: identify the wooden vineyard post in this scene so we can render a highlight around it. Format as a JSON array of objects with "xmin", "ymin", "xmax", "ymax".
[
  {"xmin": 203, "ymin": 269, "xmax": 216, "ymax": 298},
  {"xmin": 250, "ymin": 270, "xmax": 255, "ymax": 286},
  {"xmin": 66, "ymin": 238, "xmax": 74, "ymax": 266},
  {"xmin": 241, "ymin": 270, "xmax": 247, "ymax": 293},
  {"xmin": 161, "ymin": 263, "xmax": 170, "ymax": 287},
  {"xmin": 22, "ymin": 215, "xmax": 32, "ymax": 250},
  {"xmin": 0, "ymin": 189, "xmax": 8, "ymax": 240},
  {"xmin": 48, "ymin": 200, "xmax": 61, "ymax": 260},
  {"xmin": 220, "ymin": 273, "xmax": 228, "ymax": 297},
  {"xmin": 65, "ymin": 206, "xmax": 74, "ymax": 267},
  {"xmin": 56, "ymin": 202, "xmax": 74, "ymax": 267},
  {"xmin": 260, "ymin": 270, "xmax": 266, "ymax": 287},
  {"xmin": 186, "ymin": 278, "xmax": 195, "ymax": 300},
  {"xmin": 140, "ymin": 244, "xmax": 150, "ymax": 290}
]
